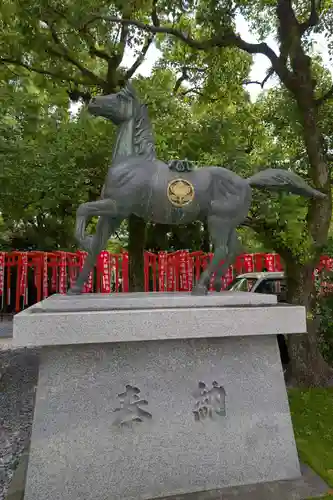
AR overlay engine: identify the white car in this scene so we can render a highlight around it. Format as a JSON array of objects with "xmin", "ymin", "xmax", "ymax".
[
  {"xmin": 226, "ymin": 271, "xmax": 289, "ymax": 370},
  {"xmin": 226, "ymin": 271, "xmax": 287, "ymax": 301}
]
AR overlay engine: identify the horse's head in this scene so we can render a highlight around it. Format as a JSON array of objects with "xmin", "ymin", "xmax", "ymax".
[{"xmin": 88, "ymin": 82, "xmax": 137, "ymax": 124}]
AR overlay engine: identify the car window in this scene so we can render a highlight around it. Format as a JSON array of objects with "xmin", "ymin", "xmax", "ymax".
[
  {"xmin": 226, "ymin": 278, "xmax": 257, "ymax": 292},
  {"xmin": 255, "ymin": 279, "xmax": 286, "ymax": 295}
]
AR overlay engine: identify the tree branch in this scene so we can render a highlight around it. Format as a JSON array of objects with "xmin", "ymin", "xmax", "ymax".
[
  {"xmin": 174, "ymin": 66, "xmax": 189, "ymax": 93},
  {"xmin": 84, "ymin": 16, "xmax": 282, "ymax": 71},
  {"xmin": 315, "ymin": 84, "xmax": 333, "ymax": 107},
  {"xmin": 0, "ymin": 56, "xmax": 87, "ymax": 85},
  {"xmin": 125, "ymin": 34, "xmax": 154, "ymax": 79},
  {"xmin": 243, "ymin": 80, "xmax": 263, "ymax": 86},
  {"xmin": 79, "ymin": 28, "xmax": 113, "ymax": 62},
  {"xmin": 104, "ymin": 12, "xmax": 131, "ymax": 88},
  {"xmin": 125, "ymin": 2, "xmax": 160, "ymax": 82},
  {"xmin": 299, "ymin": 0, "xmax": 321, "ymax": 34},
  {"xmin": 151, "ymin": 0, "xmax": 160, "ymax": 27},
  {"xmin": 181, "ymin": 88, "xmax": 202, "ymax": 96},
  {"xmin": 243, "ymin": 66, "xmax": 276, "ymax": 89},
  {"xmin": 67, "ymin": 87, "xmax": 92, "ymax": 103},
  {"xmin": 183, "ymin": 66, "xmax": 207, "ymax": 73},
  {"xmin": 262, "ymin": 67, "xmax": 275, "ymax": 87},
  {"xmin": 115, "ymin": 20, "xmax": 129, "ymax": 67},
  {"xmin": 180, "ymin": 88, "xmax": 218, "ymax": 101},
  {"xmin": 46, "ymin": 6, "xmax": 112, "ymax": 63},
  {"xmin": 44, "ymin": 21, "xmax": 106, "ymax": 88},
  {"xmin": 243, "ymin": 78, "xmax": 265, "ymax": 89},
  {"xmin": 1, "ymin": 64, "xmax": 22, "ymax": 79},
  {"xmin": 173, "ymin": 65, "xmax": 207, "ymax": 93}
]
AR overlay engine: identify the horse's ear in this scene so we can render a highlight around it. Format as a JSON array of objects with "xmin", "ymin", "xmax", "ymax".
[{"xmin": 124, "ymin": 80, "xmax": 136, "ymax": 97}]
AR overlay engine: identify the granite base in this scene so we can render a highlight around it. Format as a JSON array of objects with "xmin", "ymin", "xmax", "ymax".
[
  {"xmin": 13, "ymin": 293, "xmax": 306, "ymax": 500},
  {"xmin": 24, "ymin": 337, "xmax": 301, "ymax": 500}
]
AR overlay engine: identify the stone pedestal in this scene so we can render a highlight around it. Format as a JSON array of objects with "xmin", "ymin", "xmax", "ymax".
[{"xmin": 13, "ymin": 292, "xmax": 306, "ymax": 500}]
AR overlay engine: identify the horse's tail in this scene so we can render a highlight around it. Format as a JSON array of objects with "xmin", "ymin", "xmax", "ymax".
[{"xmin": 247, "ymin": 168, "xmax": 326, "ymax": 199}]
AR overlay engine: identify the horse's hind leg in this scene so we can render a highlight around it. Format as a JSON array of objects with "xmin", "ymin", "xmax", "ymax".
[
  {"xmin": 213, "ymin": 230, "xmax": 241, "ymax": 292},
  {"xmin": 192, "ymin": 217, "xmax": 238, "ymax": 295},
  {"xmin": 69, "ymin": 216, "xmax": 122, "ymax": 294}
]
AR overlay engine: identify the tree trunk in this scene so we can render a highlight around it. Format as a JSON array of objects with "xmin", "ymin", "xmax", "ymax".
[
  {"xmin": 127, "ymin": 214, "xmax": 146, "ymax": 292},
  {"xmin": 283, "ymin": 256, "xmax": 333, "ymax": 387},
  {"xmin": 146, "ymin": 223, "xmax": 169, "ymax": 252},
  {"xmin": 271, "ymin": 0, "xmax": 333, "ymax": 386}
]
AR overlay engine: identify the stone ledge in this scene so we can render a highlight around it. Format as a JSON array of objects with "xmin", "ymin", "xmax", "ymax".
[
  {"xmin": 30, "ymin": 292, "xmax": 278, "ymax": 312},
  {"xmin": 6, "ymin": 456, "xmax": 329, "ymax": 500},
  {"xmin": 153, "ymin": 462, "xmax": 329, "ymax": 500},
  {"xmin": 13, "ymin": 302, "xmax": 306, "ymax": 347},
  {"xmin": 5, "ymin": 449, "xmax": 29, "ymax": 500}
]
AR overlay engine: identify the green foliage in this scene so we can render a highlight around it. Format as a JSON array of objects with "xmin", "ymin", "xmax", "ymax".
[
  {"xmin": 0, "ymin": 0, "xmax": 155, "ymax": 94},
  {"xmin": 289, "ymin": 388, "xmax": 333, "ymax": 489},
  {"xmin": 1, "ymin": 0, "xmax": 333, "ymax": 267},
  {"xmin": 0, "ymin": 76, "xmax": 115, "ymax": 249},
  {"xmin": 147, "ymin": 0, "xmax": 333, "ymax": 263},
  {"xmin": 245, "ymin": 81, "xmax": 333, "ymax": 263}
]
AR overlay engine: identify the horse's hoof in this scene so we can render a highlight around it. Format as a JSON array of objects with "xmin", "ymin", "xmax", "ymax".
[
  {"xmin": 191, "ymin": 285, "xmax": 208, "ymax": 296},
  {"xmin": 67, "ymin": 287, "xmax": 82, "ymax": 295}
]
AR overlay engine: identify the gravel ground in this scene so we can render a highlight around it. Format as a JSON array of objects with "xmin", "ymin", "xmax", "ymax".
[
  {"xmin": 0, "ymin": 347, "xmax": 39, "ymax": 500},
  {"xmin": 0, "ymin": 318, "xmax": 12, "ymax": 340}
]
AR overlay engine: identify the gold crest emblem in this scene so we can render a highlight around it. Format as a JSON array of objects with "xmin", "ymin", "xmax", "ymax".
[{"xmin": 167, "ymin": 178, "xmax": 195, "ymax": 207}]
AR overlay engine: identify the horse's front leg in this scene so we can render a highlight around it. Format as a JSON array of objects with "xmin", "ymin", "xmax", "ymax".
[
  {"xmin": 75, "ymin": 199, "xmax": 118, "ymax": 251},
  {"xmin": 75, "ymin": 202, "xmax": 90, "ymax": 251},
  {"xmin": 69, "ymin": 215, "xmax": 123, "ymax": 294}
]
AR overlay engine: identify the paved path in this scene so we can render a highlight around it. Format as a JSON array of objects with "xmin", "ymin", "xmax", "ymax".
[{"xmin": 0, "ymin": 320, "xmax": 13, "ymax": 339}]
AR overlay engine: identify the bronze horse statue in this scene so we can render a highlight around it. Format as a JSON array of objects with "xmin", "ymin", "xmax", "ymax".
[{"xmin": 69, "ymin": 82, "xmax": 325, "ymax": 295}]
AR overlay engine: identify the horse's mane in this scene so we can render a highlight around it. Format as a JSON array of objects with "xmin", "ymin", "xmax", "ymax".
[{"xmin": 133, "ymin": 102, "xmax": 156, "ymax": 161}]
